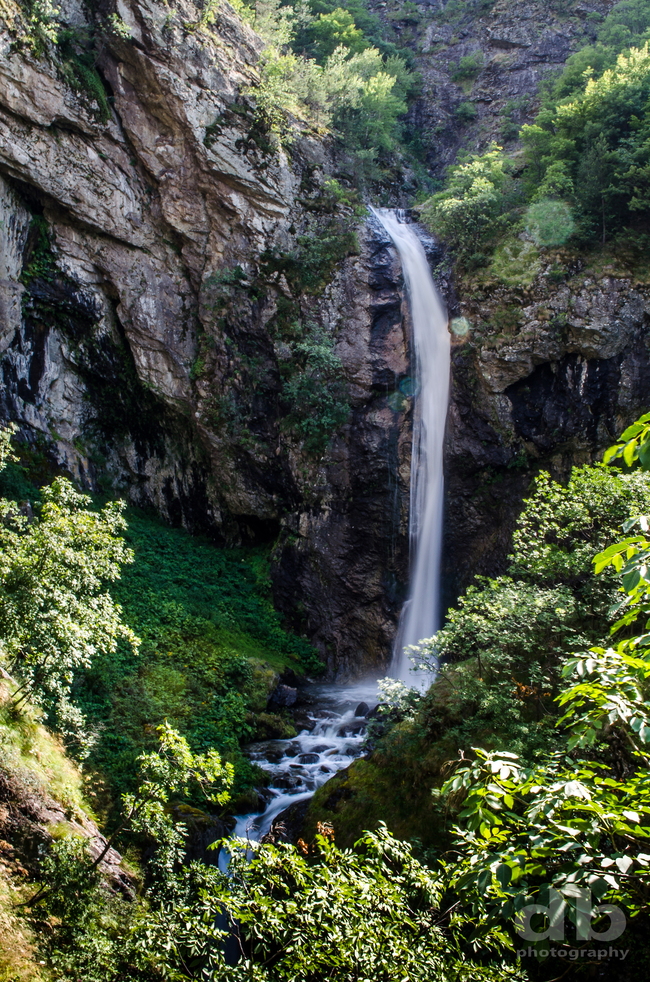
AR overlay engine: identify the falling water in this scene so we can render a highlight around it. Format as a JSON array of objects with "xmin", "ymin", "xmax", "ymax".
[{"xmin": 371, "ymin": 208, "xmax": 451, "ymax": 685}]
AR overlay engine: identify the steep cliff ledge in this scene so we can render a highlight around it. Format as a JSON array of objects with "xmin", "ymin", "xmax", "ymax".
[{"xmin": 0, "ymin": 0, "xmax": 417, "ymax": 674}]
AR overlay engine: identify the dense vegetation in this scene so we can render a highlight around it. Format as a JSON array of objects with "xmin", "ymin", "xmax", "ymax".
[
  {"xmin": 0, "ymin": 438, "xmax": 322, "ymax": 823},
  {"xmin": 421, "ymin": 0, "xmax": 650, "ymax": 265},
  {"xmin": 4, "ymin": 415, "xmax": 650, "ymax": 979},
  {"xmin": 6, "ymin": 0, "xmax": 650, "ymax": 978},
  {"xmin": 230, "ymin": 0, "xmax": 419, "ymax": 179}
]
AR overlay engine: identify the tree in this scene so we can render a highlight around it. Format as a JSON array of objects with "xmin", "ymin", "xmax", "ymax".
[
  {"xmin": 30, "ymin": 722, "xmax": 233, "ymax": 981},
  {"xmin": 309, "ymin": 7, "xmax": 368, "ymax": 61},
  {"xmin": 439, "ymin": 416, "xmax": 650, "ymax": 965},
  {"xmin": 139, "ymin": 825, "xmax": 522, "ymax": 981},
  {"xmin": 419, "ymin": 147, "xmax": 512, "ymax": 261},
  {"xmin": 0, "ymin": 432, "xmax": 138, "ymax": 742}
]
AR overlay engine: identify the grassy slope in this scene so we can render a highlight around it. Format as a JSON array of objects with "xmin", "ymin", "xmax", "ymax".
[
  {"xmin": 0, "ymin": 456, "xmax": 321, "ymax": 816},
  {"xmin": 0, "ymin": 682, "xmax": 90, "ymax": 982}
]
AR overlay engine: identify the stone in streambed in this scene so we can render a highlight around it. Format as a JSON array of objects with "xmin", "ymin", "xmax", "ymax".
[
  {"xmin": 354, "ymin": 702, "xmax": 370, "ymax": 717},
  {"xmin": 269, "ymin": 684, "xmax": 298, "ymax": 708}
]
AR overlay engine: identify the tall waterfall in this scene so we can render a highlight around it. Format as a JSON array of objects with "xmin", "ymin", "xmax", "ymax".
[{"xmin": 372, "ymin": 209, "xmax": 451, "ymax": 684}]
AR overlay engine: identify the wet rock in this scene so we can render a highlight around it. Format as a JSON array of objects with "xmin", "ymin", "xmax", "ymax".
[
  {"xmin": 298, "ymin": 753, "xmax": 319, "ymax": 764},
  {"xmin": 337, "ymin": 721, "xmax": 365, "ymax": 737},
  {"xmin": 260, "ymin": 749, "xmax": 284, "ymax": 764},
  {"xmin": 354, "ymin": 701, "xmax": 370, "ymax": 717},
  {"xmin": 279, "ymin": 669, "xmax": 305, "ymax": 689},
  {"xmin": 311, "ymin": 744, "xmax": 334, "ymax": 754},
  {"xmin": 283, "ymin": 742, "xmax": 302, "ymax": 758},
  {"xmin": 269, "ymin": 798, "xmax": 312, "ymax": 844},
  {"xmin": 273, "ymin": 774, "xmax": 302, "ymax": 790},
  {"xmin": 291, "ymin": 710, "xmax": 318, "ymax": 733},
  {"xmin": 269, "ymin": 684, "xmax": 298, "ymax": 709}
]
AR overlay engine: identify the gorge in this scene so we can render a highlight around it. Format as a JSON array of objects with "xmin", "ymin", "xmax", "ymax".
[{"xmin": 2, "ymin": 0, "xmax": 650, "ymax": 977}]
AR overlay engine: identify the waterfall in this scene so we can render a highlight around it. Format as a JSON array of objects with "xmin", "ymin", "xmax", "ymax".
[{"xmin": 371, "ymin": 208, "xmax": 451, "ymax": 685}]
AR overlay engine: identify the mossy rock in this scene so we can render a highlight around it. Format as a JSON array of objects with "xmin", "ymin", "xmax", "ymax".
[
  {"xmin": 303, "ymin": 728, "xmax": 452, "ymax": 852},
  {"xmin": 253, "ymin": 712, "xmax": 297, "ymax": 740}
]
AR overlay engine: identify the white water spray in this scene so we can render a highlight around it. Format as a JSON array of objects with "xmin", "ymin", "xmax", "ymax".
[{"xmin": 372, "ymin": 208, "xmax": 451, "ymax": 685}]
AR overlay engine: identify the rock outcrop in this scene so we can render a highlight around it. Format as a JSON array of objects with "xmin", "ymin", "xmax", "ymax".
[
  {"xmin": 440, "ymin": 255, "xmax": 650, "ymax": 606},
  {"xmin": 0, "ymin": 0, "xmax": 412, "ymax": 675}
]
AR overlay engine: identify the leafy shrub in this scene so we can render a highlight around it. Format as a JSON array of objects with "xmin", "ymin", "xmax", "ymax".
[
  {"xmin": 455, "ymin": 100, "xmax": 478, "ymax": 121},
  {"xmin": 451, "ymin": 51, "xmax": 484, "ymax": 83},
  {"xmin": 419, "ymin": 146, "xmax": 512, "ymax": 260}
]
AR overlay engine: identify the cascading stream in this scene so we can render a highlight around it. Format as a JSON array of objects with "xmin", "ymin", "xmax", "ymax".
[
  {"xmin": 371, "ymin": 209, "xmax": 451, "ymax": 684},
  {"xmin": 218, "ymin": 681, "xmax": 378, "ymax": 865}
]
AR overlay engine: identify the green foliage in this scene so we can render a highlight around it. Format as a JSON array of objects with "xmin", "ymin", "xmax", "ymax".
[
  {"xmin": 262, "ymin": 220, "xmax": 359, "ymax": 295},
  {"xmin": 281, "ymin": 324, "xmax": 349, "ymax": 452},
  {"xmin": 19, "ymin": 0, "xmax": 60, "ymax": 55},
  {"xmin": 394, "ymin": 464, "xmax": 650, "ymax": 767},
  {"xmin": 419, "ymin": 146, "xmax": 513, "ymax": 262},
  {"xmin": 205, "ymin": 826, "xmax": 521, "ymax": 981},
  {"xmin": 451, "ymin": 51, "xmax": 484, "ymax": 83},
  {"xmin": 0, "ymin": 442, "xmax": 137, "ymax": 746},
  {"xmin": 20, "ymin": 217, "xmax": 56, "ymax": 286},
  {"xmin": 455, "ymin": 100, "xmax": 478, "ymax": 122},
  {"xmin": 524, "ymin": 198, "xmax": 575, "ymax": 247},
  {"xmin": 521, "ymin": 36, "xmax": 650, "ymax": 246},
  {"xmin": 308, "ymin": 7, "xmax": 369, "ymax": 61},
  {"xmin": 30, "ymin": 724, "xmax": 232, "ymax": 981},
  {"xmin": 234, "ymin": 0, "xmax": 417, "ymax": 179},
  {"xmin": 603, "ymin": 411, "xmax": 650, "ymax": 470},
  {"xmin": 77, "ymin": 508, "xmax": 323, "ymax": 806},
  {"xmin": 436, "ymin": 416, "xmax": 650, "ymax": 965},
  {"xmin": 432, "ymin": 1, "xmax": 650, "ymax": 260},
  {"xmin": 490, "ymin": 237, "xmax": 540, "ymax": 287}
]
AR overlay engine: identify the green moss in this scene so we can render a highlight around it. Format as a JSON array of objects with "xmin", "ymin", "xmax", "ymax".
[
  {"xmin": 490, "ymin": 235, "xmax": 541, "ymax": 287},
  {"xmin": 305, "ymin": 730, "xmax": 449, "ymax": 852},
  {"xmin": 0, "ymin": 683, "xmax": 90, "ymax": 821}
]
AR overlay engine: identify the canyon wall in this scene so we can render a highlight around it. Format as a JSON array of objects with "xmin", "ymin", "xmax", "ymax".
[
  {"xmin": 0, "ymin": 0, "xmax": 414, "ymax": 675},
  {"xmin": 1, "ymin": 0, "xmax": 649, "ymax": 676}
]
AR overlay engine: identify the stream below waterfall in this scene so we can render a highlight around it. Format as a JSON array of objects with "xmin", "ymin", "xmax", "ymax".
[{"xmin": 219, "ymin": 681, "xmax": 379, "ymax": 862}]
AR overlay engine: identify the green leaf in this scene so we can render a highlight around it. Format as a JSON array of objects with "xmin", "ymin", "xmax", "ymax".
[
  {"xmin": 496, "ymin": 864, "xmax": 512, "ymax": 889},
  {"xmin": 623, "ymin": 440, "xmax": 637, "ymax": 468}
]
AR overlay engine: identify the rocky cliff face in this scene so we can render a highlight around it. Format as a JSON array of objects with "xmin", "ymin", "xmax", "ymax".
[
  {"xmin": 440, "ymin": 255, "xmax": 650, "ymax": 609},
  {"xmin": 373, "ymin": 0, "xmax": 617, "ymax": 180},
  {"xmin": 1, "ymin": 0, "xmax": 648, "ymax": 677},
  {"xmin": 0, "ymin": 0, "xmax": 415, "ymax": 675}
]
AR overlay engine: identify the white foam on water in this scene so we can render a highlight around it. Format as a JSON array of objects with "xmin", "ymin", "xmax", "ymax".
[{"xmin": 218, "ymin": 681, "xmax": 378, "ymax": 868}]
